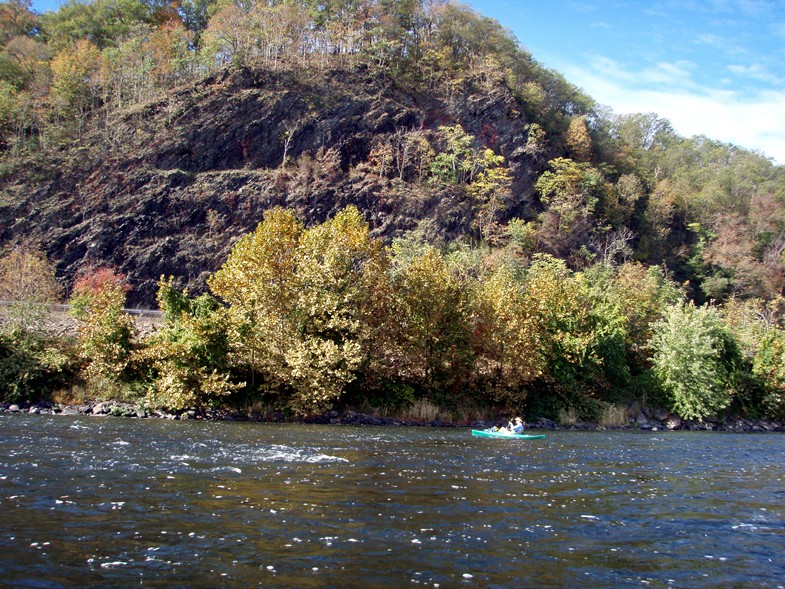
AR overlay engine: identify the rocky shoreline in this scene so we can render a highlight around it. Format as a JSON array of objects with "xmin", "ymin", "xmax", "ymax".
[{"xmin": 1, "ymin": 400, "xmax": 783, "ymax": 433}]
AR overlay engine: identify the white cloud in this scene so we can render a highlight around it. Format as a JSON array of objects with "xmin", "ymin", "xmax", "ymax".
[
  {"xmin": 560, "ymin": 57, "xmax": 785, "ymax": 164},
  {"xmin": 728, "ymin": 63, "xmax": 784, "ymax": 84}
]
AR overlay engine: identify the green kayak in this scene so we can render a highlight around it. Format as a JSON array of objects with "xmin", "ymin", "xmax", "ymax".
[{"xmin": 471, "ymin": 429, "xmax": 546, "ymax": 439}]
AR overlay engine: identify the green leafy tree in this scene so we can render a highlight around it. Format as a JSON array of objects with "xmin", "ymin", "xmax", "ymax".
[
  {"xmin": 0, "ymin": 330, "xmax": 74, "ymax": 403},
  {"xmin": 178, "ymin": 0, "xmax": 217, "ymax": 50},
  {"xmin": 40, "ymin": 0, "xmax": 151, "ymax": 51},
  {"xmin": 722, "ymin": 297, "xmax": 785, "ymax": 419},
  {"xmin": 524, "ymin": 255, "xmax": 607, "ymax": 394},
  {"xmin": 468, "ymin": 147, "xmax": 512, "ymax": 241},
  {"xmin": 752, "ymin": 329, "xmax": 785, "ymax": 419},
  {"xmin": 429, "ymin": 124, "xmax": 478, "ymax": 184},
  {"xmin": 650, "ymin": 301, "xmax": 742, "ymax": 420},
  {"xmin": 142, "ymin": 277, "xmax": 240, "ymax": 411},
  {"xmin": 535, "ymin": 157, "xmax": 610, "ymax": 260}
]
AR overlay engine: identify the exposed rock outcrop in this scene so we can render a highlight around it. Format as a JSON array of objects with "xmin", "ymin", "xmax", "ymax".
[{"xmin": 0, "ymin": 65, "xmax": 548, "ymax": 306}]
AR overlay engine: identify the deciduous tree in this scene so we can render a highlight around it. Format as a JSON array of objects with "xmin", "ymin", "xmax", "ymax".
[
  {"xmin": 143, "ymin": 277, "xmax": 240, "ymax": 411},
  {"xmin": 650, "ymin": 301, "xmax": 741, "ymax": 420},
  {"xmin": 69, "ymin": 266, "xmax": 135, "ymax": 385},
  {"xmin": 0, "ymin": 247, "xmax": 61, "ymax": 335}
]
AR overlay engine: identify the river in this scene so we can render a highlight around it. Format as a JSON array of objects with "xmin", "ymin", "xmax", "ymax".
[{"xmin": 0, "ymin": 415, "xmax": 783, "ymax": 588}]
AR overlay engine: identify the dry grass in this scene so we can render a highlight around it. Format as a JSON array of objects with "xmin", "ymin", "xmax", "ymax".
[
  {"xmin": 400, "ymin": 399, "xmax": 450, "ymax": 422},
  {"xmin": 557, "ymin": 407, "xmax": 578, "ymax": 426},
  {"xmin": 599, "ymin": 404, "xmax": 628, "ymax": 428},
  {"xmin": 51, "ymin": 386, "xmax": 89, "ymax": 406}
]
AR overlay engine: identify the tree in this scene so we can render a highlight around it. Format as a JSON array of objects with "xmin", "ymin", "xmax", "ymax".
[
  {"xmin": 0, "ymin": 247, "xmax": 61, "ymax": 335},
  {"xmin": 472, "ymin": 265, "xmax": 542, "ymax": 406},
  {"xmin": 429, "ymin": 124, "xmax": 479, "ymax": 184},
  {"xmin": 201, "ymin": 2, "xmax": 255, "ymax": 66},
  {"xmin": 0, "ymin": 247, "xmax": 71, "ymax": 403},
  {"xmin": 566, "ymin": 115, "xmax": 591, "ymax": 162},
  {"xmin": 49, "ymin": 38, "xmax": 102, "ymax": 129},
  {"xmin": 535, "ymin": 157, "xmax": 610, "ymax": 260},
  {"xmin": 208, "ymin": 206, "xmax": 303, "ymax": 389},
  {"xmin": 69, "ymin": 267, "xmax": 135, "ymax": 385},
  {"xmin": 39, "ymin": 0, "xmax": 151, "ymax": 51},
  {"xmin": 178, "ymin": 0, "xmax": 217, "ymax": 50},
  {"xmin": 608, "ymin": 262, "xmax": 681, "ymax": 355},
  {"xmin": 388, "ymin": 242, "xmax": 474, "ymax": 400},
  {"xmin": 1, "ymin": 35, "xmax": 51, "ymax": 92},
  {"xmin": 209, "ymin": 206, "xmax": 388, "ymax": 414},
  {"xmin": 0, "ymin": 0, "xmax": 36, "ymax": 46},
  {"xmin": 524, "ymin": 255, "xmax": 607, "ymax": 394},
  {"xmin": 142, "ymin": 277, "xmax": 240, "ymax": 411},
  {"xmin": 286, "ymin": 206, "xmax": 388, "ymax": 413},
  {"xmin": 468, "ymin": 147, "xmax": 512, "ymax": 241},
  {"xmin": 650, "ymin": 301, "xmax": 742, "ymax": 420}
]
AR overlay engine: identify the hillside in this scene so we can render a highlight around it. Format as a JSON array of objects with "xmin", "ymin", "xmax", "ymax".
[
  {"xmin": 0, "ymin": 63, "xmax": 550, "ymax": 305},
  {"xmin": 0, "ymin": 0, "xmax": 784, "ymax": 309}
]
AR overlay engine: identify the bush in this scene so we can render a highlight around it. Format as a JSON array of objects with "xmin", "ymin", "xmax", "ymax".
[
  {"xmin": 142, "ymin": 278, "xmax": 241, "ymax": 411},
  {"xmin": 649, "ymin": 301, "xmax": 742, "ymax": 420},
  {"xmin": 0, "ymin": 332, "xmax": 76, "ymax": 403},
  {"xmin": 69, "ymin": 267, "xmax": 135, "ymax": 385}
]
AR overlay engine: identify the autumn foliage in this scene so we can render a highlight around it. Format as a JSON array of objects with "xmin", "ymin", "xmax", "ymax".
[
  {"xmin": 1, "ymin": 1, "xmax": 785, "ymax": 422},
  {"xmin": 69, "ymin": 266, "xmax": 135, "ymax": 385}
]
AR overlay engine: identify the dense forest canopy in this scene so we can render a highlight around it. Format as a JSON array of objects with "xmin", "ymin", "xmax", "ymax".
[{"xmin": 1, "ymin": 0, "xmax": 785, "ymax": 423}]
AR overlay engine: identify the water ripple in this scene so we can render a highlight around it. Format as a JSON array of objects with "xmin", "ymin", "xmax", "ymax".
[{"xmin": 1, "ymin": 416, "xmax": 784, "ymax": 588}]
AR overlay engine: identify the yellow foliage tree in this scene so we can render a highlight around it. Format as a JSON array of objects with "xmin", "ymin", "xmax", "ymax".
[
  {"xmin": 472, "ymin": 265, "xmax": 543, "ymax": 406},
  {"xmin": 209, "ymin": 206, "xmax": 388, "ymax": 414},
  {"xmin": 49, "ymin": 38, "xmax": 101, "ymax": 127},
  {"xmin": 566, "ymin": 115, "xmax": 592, "ymax": 162},
  {"xmin": 389, "ymin": 244, "xmax": 474, "ymax": 397},
  {"xmin": 0, "ymin": 247, "xmax": 60, "ymax": 335}
]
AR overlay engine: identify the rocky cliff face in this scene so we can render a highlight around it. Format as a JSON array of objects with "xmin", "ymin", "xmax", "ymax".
[{"xmin": 0, "ymin": 64, "xmax": 550, "ymax": 306}]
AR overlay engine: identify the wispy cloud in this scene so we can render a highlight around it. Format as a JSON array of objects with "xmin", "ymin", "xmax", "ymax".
[
  {"xmin": 560, "ymin": 56, "xmax": 785, "ymax": 163},
  {"xmin": 727, "ymin": 63, "xmax": 784, "ymax": 84}
]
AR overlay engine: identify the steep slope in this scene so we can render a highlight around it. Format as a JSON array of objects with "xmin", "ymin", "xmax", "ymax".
[{"xmin": 0, "ymin": 64, "xmax": 548, "ymax": 306}]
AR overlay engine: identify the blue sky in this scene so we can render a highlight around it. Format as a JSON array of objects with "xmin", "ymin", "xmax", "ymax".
[
  {"xmin": 29, "ymin": 0, "xmax": 785, "ymax": 163},
  {"xmin": 465, "ymin": 0, "xmax": 785, "ymax": 163}
]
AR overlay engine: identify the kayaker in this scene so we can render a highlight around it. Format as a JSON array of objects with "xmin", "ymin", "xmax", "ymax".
[{"xmin": 509, "ymin": 417, "xmax": 524, "ymax": 433}]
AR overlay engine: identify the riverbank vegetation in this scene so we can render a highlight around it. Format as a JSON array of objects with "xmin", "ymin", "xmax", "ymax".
[
  {"xmin": 1, "ymin": 0, "xmax": 784, "ymax": 425},
  {"xmin": 2, "ymin": 219, "xmax": 785, "ymax": 426}
]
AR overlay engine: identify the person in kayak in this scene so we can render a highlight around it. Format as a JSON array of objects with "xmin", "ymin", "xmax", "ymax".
[{"xmin": 508, "ymin": 417, "xmax": 525, "ymax": 433}]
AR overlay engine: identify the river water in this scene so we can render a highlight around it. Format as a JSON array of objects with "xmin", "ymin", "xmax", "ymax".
[{"xmin": 0, "ymin": 415, "xmax": 783, "ymax": 588}]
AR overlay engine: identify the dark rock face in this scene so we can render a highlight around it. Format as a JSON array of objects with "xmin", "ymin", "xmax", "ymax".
[{"xmin": 0, "ymin": 65, "xmax": 547, "ymax": 307}]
